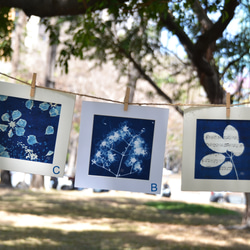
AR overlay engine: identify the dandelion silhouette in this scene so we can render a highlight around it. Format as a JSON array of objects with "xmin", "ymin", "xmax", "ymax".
[
  {"xmin": 200, "ymin": 125, "xmax": 244, "ymax": 179},
  {"xmin": 89, "ymin": 115, "xmax": 155, "ymax": 180}
]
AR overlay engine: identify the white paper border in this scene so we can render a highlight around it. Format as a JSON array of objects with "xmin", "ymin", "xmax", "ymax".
[
  {"xmin": 0, "ymin": 81, "xmax": 75, "ymax": 177},
  {"xmin": 75, "ymin": 101, "xmax": 169, "ymax": 194},
  {"xmin": 182, "ymin": 106, "xmax": 250, "ymax": 192}
]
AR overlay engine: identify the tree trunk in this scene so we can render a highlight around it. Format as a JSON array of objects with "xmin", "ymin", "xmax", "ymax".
[
  {"xmin": 197, "ymin": 64, "xmax": 225, "ymax": 104},
  {"xmin": 242, "ymin": 193, "xmax": 250, "ymax": 227},
  {"xmin": 30, "ymin": 25, "xmax": 58, "ymax": 189},
  {"xmin": 11, "ymin": 10, "xmax": 26, "ymax": 75},
  {"xmin": 0, "ymin": 170, "xmax": 12, "ymax": 186},
  {"xmin": 45, "ymin": 42, "xmax": 57, "ymax": 87},
  {"xmin": 1, "ymin": 11, "xmax": 27, "ymax": 189},
  {"xmin": 30, "ymin": 174, "xmax": 44, "ymax": 189},
  {"xmin": 128, "ymin": 62, "xmax": 140, "ymax": 103},
  {"xmin": 66, "ymin": 131, "xmax": 79, "ymax": 178}
]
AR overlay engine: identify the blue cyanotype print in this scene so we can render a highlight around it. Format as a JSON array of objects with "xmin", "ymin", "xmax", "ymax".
[
  {"xmin": 195, "ymin": 119, "xmax": 250, "ymax": 180},
  {"xmin": 0, "ymin": 95, "xmax": 61, "ymax": 163},
  {"xmin": 89, "ymin": 115, "xmax": 155, "ymax": 180}
]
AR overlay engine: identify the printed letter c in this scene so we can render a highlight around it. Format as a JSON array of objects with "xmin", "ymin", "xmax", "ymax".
[{"xmin": 53, "ymin": 166, "xmax": 60, "ymax": 175}]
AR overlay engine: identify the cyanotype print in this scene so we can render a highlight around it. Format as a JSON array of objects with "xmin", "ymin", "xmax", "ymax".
[
  {"xmin": 195, "ymin": 119, "xmax": 250, "ymax": 180},
  {"xmin": 0, "ymin": 95, "xmax": 61, "ymax": 163},
  {"xmin": 89, "ymin": 115, "xmax": 155, "ymax": 180}
]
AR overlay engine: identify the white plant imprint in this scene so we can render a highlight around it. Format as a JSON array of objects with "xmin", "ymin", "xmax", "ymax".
[
  {"xmin": 91, "ymin": 124, "xmax": 149, "ymax": 178},
  {"xmin": 200, "ymin": 125, "xmax": 244, "ymax": 179}
]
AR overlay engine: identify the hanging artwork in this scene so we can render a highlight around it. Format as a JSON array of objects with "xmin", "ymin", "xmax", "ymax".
[
  {"xmin": 75, "ymin": 101, "xmax": 169, "ymax": 194},
  {"xmin": 182, "ymin": 107, "xmax": 250, "ymax": 192},
  {"xmin": 0, "ymin": 81, "xmax": 75, "ymax": 177}
]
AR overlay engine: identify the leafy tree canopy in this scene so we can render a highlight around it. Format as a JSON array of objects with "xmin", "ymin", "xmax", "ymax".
[
  {"xmin": 0, "ymin": 0, "xmax": 249, "ymax": 108},
  {"xmin": 0, "ymin": 7, "xmax": 14, "ymax": 60}
]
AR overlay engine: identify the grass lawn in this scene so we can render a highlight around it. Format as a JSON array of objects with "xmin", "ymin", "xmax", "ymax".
[{"xmin": 0, "ymin": 188, "xmax": 249, "ymax": 249}]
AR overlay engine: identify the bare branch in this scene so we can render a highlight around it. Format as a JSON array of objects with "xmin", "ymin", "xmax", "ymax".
[
  {"xmin": 159, "ymin": 12, "xmax": 195, "ymax": 59},
  {"xmin": 221, "ymin": 52, "xmax": 248, "ymax": 78},
  {"xmin": 192, "ymin": 0, "xmax": 213, "ymax": 30},
  {"xmin": 118, "ymin": 46, "xmax": 184, "ymax": 115},
  {"xmin": 194, "ymin": 0, "xmax": 239, "ymax": 56}
]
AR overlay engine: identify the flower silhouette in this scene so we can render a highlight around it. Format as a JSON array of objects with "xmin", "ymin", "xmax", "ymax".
[
  {"xmin": 39, "ymin": 102, "xmax": 61, "ymax": 117},
  {"xmin": 0, "ymin": 95, "xmax": 61, "ymax": 163},
  {"xmin": 0, "ymin": 110, "xmax": 27, "ymax": 138},
  {"xmin": 200, "ymin": 125, "xmax": 244, "ymax": 179}
]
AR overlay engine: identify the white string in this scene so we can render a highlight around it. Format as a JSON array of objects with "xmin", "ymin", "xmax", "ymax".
[{"xmin": 1, "ymin": 72, "xmax": 249, "ymax": 108}]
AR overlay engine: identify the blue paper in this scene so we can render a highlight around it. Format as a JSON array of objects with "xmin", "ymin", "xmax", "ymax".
[
  {"xmin": 195, "ymin": 119, "xmax": 250, "ymax": 180},
  {"xmin": 0, "ymin": 95, "xmax": 61, "ymax": 163},
  {"xmin": 89, "ymin": 115, "xmax": 155, "ymax": 180}
]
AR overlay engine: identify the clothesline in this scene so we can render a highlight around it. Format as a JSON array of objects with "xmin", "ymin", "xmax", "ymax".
[{"xmin": 0, "ymin": 72, "xmax": 249, "ymax": 108}]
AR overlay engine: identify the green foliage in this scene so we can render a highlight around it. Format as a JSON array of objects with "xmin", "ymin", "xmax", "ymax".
[
  {"xmin": 37, "ymin": 0, "xmax": 249, "ymax": 90},
  {"xmin": 40, "ymin": 18, "xmax": 61, "ymax": 46},
  {"xmin": 1, "ymin": 1, "xmax": 249, "ymax": 105},
  {"xmin": 73, "ymin": 122, "xmax": 80, "ymax": 133},
  {"xmin": 0, "ymin": 8, "xmax": 14, "ymax": 60},
  {"xmin": 0, "ymin": 189, "xmax": 245, "ymax": 249},
  {"xmin": 145, "ymin": 201, "xmax": 238, "ymax": 215},
  {"xmin": 44, "ymin": 6, "xmax": 164, "ymax": 77}
]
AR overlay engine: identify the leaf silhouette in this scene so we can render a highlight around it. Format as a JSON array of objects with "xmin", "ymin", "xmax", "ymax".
[
  {"xmin": 12, "ymin": 110, "xmax": 21, "ymax": 121},
  {"xmin": 1, "ymin": 113, "xmax": 10, "ymax": 122},
  {"xmin": 201, "ymin": 124, "xmax": 245, "ymax": 180},
  {"xmin": 25, "ymin": 100, "xmax": 34, "ymax": 110},
  {"xmin": 27, "ymin": 135, "xmax": 38, "ymax": 145},
  {"xmin": 200, "ymin": 153, "xmax": 225, "ymax": 167},
  {"xmin": 231, "ymin": 142, "xmax": 244, "ymax": 156},
  {"xmin": 0, "ymin": 124, "xmax": 7, "ymax": 132},
  {"xmin": 0, "ymin": 144, "xmax": 6, "ymax": 153},
  {"xmin": 223, "ymin": 125, "xmax": 244, "ymax": 156},
  {"xmin": 223, "ymin": 125, "xmax": 239, "ymax": 143},
  {"xmin": 91, "ymin": 121, "xmax": 151, "ymax": 178},
  {"xmin": 204, "ymin": 132, "xmax": 226, "ymax": 153},
  {"xmin": 0, "ymin": 95, "xmax": 7, "ymax": 101},
  {"xmin": 15, "ymin": 127, "xmax": 25, "ymax": 136},
  {"xmin": 219, "ymin": 161, "xmax": 233, "ymax": 176}
]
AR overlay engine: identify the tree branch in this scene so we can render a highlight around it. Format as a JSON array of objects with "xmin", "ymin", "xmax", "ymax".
[
  {"xmin": 160, "ymin": 0, "xmax": 238, "ymax": 77},
  {"xmin": 192, "ymin": 0, "xmax": 213, "ymax": 30},
  {"xmin": 194, "ymin": 0, "xmax": 239, "ymax": 56},
  {"xmin": 221, "ymin": 52, "xmax": 248, "ymax": 78},
  {"xmin": 118, "ymin": 47, "xmax": 184, "ymax": 116},
  {"xmin": 159, "ymin": 12, "xmax": 195, "ymax": 59},
  {"xmin": 192, "ymin": 0, "xmax": 239, "ymax": 77}
]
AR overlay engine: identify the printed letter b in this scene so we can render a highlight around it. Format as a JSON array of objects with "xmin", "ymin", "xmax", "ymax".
[{"xmin": 151, "ymin": 183, "xmax": 157, "ymax": 192}]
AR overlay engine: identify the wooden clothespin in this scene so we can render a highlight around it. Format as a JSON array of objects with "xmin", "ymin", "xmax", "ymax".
[
  {"xmin": 30, "ymin": 73, "xmax": 37, "ymax": 98},
  {"xmin": 124, "ymin": 87, "xmax": 130, "ymax": 111},
  {"xmin": 226, "ymin": 92, "xmax": 230, "ymax": 119}
]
